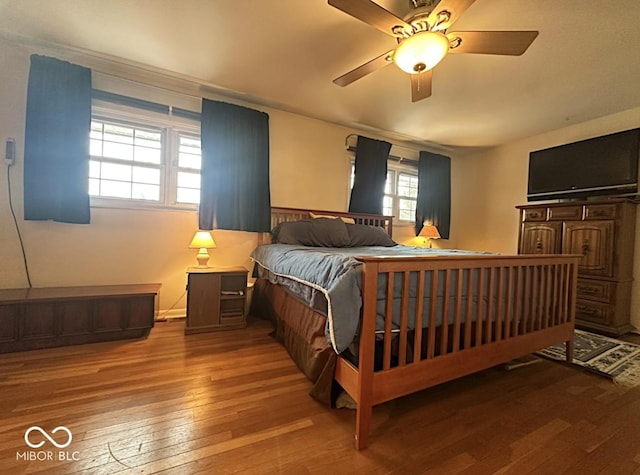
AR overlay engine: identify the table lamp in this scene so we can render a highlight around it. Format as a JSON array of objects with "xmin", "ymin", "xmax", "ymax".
[
  {"xmin": 419, "ymin": 224, "xmax": 440, "ymax": 248},
  {"xmin": 189, "ymin": 231, "xmax": 216, "ymax": 268}
]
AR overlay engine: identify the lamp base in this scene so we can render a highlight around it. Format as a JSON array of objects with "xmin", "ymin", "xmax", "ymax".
[{"xmin": 196, "ymin": 249, "xmax": 211, "ymax": 268}]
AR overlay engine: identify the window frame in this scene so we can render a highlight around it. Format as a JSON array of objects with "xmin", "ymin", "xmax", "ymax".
[
  {"xmin": 349, "ymin": 157, "xmax": 419, "ymax": 225},
  {"xmin": 89, "ymin": 101, "xmax": 201, "ymax": 211}
]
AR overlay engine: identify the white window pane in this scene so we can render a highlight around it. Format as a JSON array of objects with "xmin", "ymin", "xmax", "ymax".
[
  {"xmin": 399, "ymin": 198, "xmax": 417, "ymax": 221},
  {"xmin": 101, "ymin": 162, "xmax": 132, "ymax": 181},
  {"xmin": 135, "ymin": 131, "xmax": 161, "ymax": 148},
  {"xmin": 101, "ymin": 180, "xmax": 131, "ymax": 198},
  {"xmin": 177, "ymin": 171, "xmax": 200, "ymax": 189},
  {"xmin": 384, "ymin": 171, "xmax": 394, "ymax": 194},
  {"xmin": 133, "ymin": 166, "xmax": 160, "ymax": 185},
  {"xmin": 135, "ymin": 139, "xmax": 161, "ymax": 151},
  {"xmin": 179, "ymin": 144, "xmax": 200, "ymax": 156},
  {"xmin": 132, "ymin": 183, "xmax": 160, "ymax": 201},
  {"xmin": 179, "ymin": 153, "xmax": 201, "ymax": 170},
  {"xmin": 398, "ymin": 173, "xmax": 418, "ymax": 198},
  {"xmin": 90, "ymin": 139, "xmax": 103, "ymax": 157},
  {"xmin": 399, "ymin": 209, "xmax": 413, "ymax": 221},
  {"xmin": 89, "ymin": 160, "xmax": 100, "ymax": 178},
  {"xmin": 134, "ymin": 146, "xmax": 161, "ymax": 164},
  {"xmin": 104, "ymin": 124, "xmax": 134, "ymax": 144},
  {"xmin": 103, "ymin": 141, "xmax": 134, "ymax": 160},
  {"xmin": 180, "ymin": 136, "xmax": 200, "ymax": 149},
  {"xmin": 383, "ymin": 195, "xmax": 393, "ymax": 216},
  {"xmin": 177, "ymin": 187, "xmax": 200, "ymax": 204},
  {"xmin": 89, "ymin": 178, "xmax": 100, "ymax": 196},
  {"xmin": 179, "ymin": 135, "xmax": 201, "ymax": 169}
]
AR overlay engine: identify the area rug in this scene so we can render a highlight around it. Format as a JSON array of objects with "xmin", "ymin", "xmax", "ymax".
[{"xmin": 536, "ymin": 329, "xmax": 640, "ymax": 387}]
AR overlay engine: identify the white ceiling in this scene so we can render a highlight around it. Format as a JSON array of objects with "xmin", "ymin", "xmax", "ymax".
[{"xmin": 1, "ymin": 0, "xmax": 639, "ymax": 150}]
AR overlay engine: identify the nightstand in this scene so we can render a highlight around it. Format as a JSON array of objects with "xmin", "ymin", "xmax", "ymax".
[{"xmin": 185, "ymin": 267, "xmax": 248, "ymax": 334}]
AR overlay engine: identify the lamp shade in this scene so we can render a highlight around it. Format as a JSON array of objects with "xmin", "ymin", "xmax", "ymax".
[
  {"xmin": 419, "ymin": 224, "xmax": 441, "ymax": 240},
  {"xmin": 189, "ymin": 231, "xmax": 216, "ymax": 249},
  {"xmin": 394, "ymin": 31, "xmax": 450, "ymax": 74}
]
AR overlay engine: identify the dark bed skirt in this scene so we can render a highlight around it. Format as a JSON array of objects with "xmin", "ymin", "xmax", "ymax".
[{"xmin": 250, "ymin": 278, "xmax": 337, "ymax": 405}]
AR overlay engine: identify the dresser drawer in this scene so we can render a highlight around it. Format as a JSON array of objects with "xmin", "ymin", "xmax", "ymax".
[
  {"xmin": 522, "ymin": 208, "xmax": 547, "ymax": 222},
  {"xmin": 576, "ymin": 300, "xmax": 612, "ymax": 326},
  {"xmin": 585, "ymin": 203, "xmax": 617, "ymax": 220},
  {"xmin": 548, "ymin": 206, "xmax": 582, "ymax": 221},
  {"xmin": 577, "ymin": 280, "xmax": 613, "ymax": 303}
]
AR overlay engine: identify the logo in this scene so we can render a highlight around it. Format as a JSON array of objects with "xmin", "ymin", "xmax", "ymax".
[
  {"xmin": 24, "ymin": 426, "xmax": 73, "ymax": 449},
  {"xmin": 17, "ymin": 426, "xmax": 79, "ymax": 462}
]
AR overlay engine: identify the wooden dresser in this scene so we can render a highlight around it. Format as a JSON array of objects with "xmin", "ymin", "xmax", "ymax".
[{"xmin": 516, "ymin": 199, "xmax": 637, "ymax": 335}]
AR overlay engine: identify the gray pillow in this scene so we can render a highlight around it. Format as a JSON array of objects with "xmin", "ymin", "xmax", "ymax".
[
  {"xmin": 272, "ymin": 218, "xmax": 350, "ymax": 247},
  {"xmin": 346, "ymin": 223, "xmax": 397, "ymax": 247}
]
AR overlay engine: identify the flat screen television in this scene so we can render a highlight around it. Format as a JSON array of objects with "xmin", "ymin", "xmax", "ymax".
[{"xmin": 527, "ymin": 128, "xmax": 640, "ymax": 201}]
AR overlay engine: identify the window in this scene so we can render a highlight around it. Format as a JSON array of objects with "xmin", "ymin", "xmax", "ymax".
[
  {"xmin": 89, "ymin": 101, "xmax": 201, "ymax": 209},
  {"xmin": 350, "ymin": 162, "xmax": 419, "ymax": 223},
  {"xmin": 176, "ymin": 134, "xmax": 202, "ymax": 205}
]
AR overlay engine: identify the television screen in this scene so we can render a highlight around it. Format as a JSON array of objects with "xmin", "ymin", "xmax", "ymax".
[{"xmin": 527, "ymin": 128, "xmax": 640, "ymax": 201}]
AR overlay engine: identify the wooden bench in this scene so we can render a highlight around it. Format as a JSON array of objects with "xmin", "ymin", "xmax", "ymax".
[{"xmin": 0, "ymin": 284, "xmax": 161, "ymax": 353}]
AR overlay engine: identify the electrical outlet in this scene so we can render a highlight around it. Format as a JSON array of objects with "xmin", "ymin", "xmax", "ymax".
[{"xmin": 5, "ymin": 138, "xmax": 15, "ymax": 166}]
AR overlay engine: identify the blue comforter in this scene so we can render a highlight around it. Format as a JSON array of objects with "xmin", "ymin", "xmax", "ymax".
[{"xmin": 250, "ymin": 244, "xmax": 486, "ymax": 353}]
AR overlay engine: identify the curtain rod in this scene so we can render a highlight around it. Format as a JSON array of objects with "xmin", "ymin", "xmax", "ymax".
[{"xmin": 345, "ymin": 133, "xmax": 420, "ymax": 164}]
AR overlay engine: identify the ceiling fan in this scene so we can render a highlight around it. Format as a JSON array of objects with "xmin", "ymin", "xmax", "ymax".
[{"xmin": 329, "ymin": 0, "xmax": 539, "ymax": 102}]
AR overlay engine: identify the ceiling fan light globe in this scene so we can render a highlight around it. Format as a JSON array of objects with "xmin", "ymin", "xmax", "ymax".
[{"xmin": 394, "ymin": 31, "xmax": 449, "ymax": 74}]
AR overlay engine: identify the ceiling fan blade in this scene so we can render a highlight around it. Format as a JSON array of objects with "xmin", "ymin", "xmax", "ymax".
[
  {"xmin": 328, "ymin": 0, "xmax": 411, "ymax": 37},
  {"xmin": 333, "ymin": 50, "xmax": 394, "ymax": 86},
  {"xmin": 447, "ymin": 31, "xmax": 539, "ymax": 55},
  {"xmin": 428, "ymin": 0, "xmax": 477, "ymax": 31},
  {"xmin": 410, "ymin": 71, "xmax": 433, "ymax": 102}
]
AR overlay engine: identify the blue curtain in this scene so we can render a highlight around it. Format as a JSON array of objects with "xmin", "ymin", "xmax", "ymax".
[
  {"xmin": 24, "ymin": 55, "xmax": 92, "ymax": 224},
  {"xmin": 349, "ymin": 136, "xmax": 391, "ymax": 215},
  {"xmin": 415, "ymin": 151, "xmax": 451, "ymax": 239},
  {"xmin": 199, "ymin": 100, "xmax": 271, "ymax": 232}
]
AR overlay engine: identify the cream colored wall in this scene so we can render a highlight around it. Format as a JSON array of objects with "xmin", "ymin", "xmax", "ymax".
[
  {"xmin": 454, "ymin": 107, "xmax": 640, "ymax": 329},
  {"xmin": 0, "ymin": 39, "xmax": 427, "ymax": 316}
]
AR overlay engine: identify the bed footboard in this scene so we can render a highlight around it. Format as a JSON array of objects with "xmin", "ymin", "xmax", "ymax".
[{"xmin": 334, "ymin": 254, "xmax": 579, "ymax": 450}]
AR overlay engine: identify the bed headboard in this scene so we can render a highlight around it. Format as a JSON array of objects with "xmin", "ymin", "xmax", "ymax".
[{"xmin": 258, "ymin": 207, "xmax": 394, "ymax": 244}]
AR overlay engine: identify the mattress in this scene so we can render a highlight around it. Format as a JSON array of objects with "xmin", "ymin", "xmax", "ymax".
[{"xmin": 251, "ymin": 244, "xmax": 490, "ymax": 353}]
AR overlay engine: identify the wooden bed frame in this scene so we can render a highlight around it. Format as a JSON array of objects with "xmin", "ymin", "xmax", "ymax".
[{"xmin": 264, "ymin": 207, "xmax": 579, "ymax": 450}]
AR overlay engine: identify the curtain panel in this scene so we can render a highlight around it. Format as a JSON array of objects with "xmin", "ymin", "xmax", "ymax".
[
  {"xmin": 199, "ymin": 100, "xmax": 271, "ymax": 232},
  {"xmin": 348, "ymin": 135, "xmax": 391, "ymax": 215},
  {"xmin": 415, "ymin": 151, "xmax": 451, "ymax": 239},
  {"xmin": 24, "ymin": 55, "xmax": 92, "ymax": 224}
]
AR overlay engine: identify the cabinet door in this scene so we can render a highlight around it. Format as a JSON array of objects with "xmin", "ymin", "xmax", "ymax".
[
  {"xmin": 519, "ymin": 222, "xmax": 562, "ymax": 254},
  {"xmin": 562, "ymin": 220, "xmax": 614, "ymax": 277},
  {"xmin": 186, "ymin": 273, "xmax": 222, "ymax": 330}
]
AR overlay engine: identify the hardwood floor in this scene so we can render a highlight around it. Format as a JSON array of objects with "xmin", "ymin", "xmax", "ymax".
[{"xmin": 1, "ymin": 318, "xmax": 640, "ymax": 474}]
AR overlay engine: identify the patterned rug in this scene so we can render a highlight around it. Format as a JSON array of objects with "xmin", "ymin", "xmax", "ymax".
[{"xmin": 536, "ymin": 329, "xmax": 640, "ymax": 387}]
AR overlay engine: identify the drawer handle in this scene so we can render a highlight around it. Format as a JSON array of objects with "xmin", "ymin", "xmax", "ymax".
[
  {"xmin": 581, "ymin": 239, "xmax": 590, "ymax": 255},
  {"xmin": 535, "ymin": 239, "xmax": 543, "ymax": 253}
]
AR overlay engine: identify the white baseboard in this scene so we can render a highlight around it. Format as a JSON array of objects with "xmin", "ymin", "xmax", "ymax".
[{"xmin": 155, "ymin": 307, "xmax": 186, "ymax": 321}]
